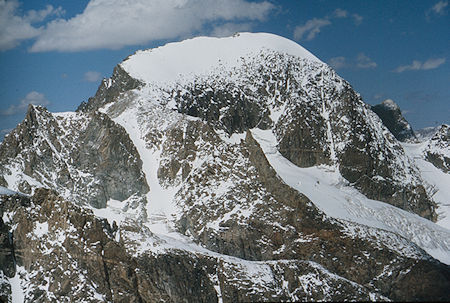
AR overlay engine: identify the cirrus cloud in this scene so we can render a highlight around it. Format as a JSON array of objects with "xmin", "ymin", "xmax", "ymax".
[
  {"xmin": 293, "ymin": 8, "xmax": 363, "ymax": 41},
  {"xmin": 333, "ymin": 8, "xmax": 348, "ymax": 18},
  {"xmin": 30, "ymin": 0, "xmax": 274, "ymax": 52},
  {"xmin": 328, "ymin": 53, "xmax": 376, "ymax": 70},
  {"xmin": 83, "ymin": 71, "xmax": 102, "ymax": 83},
  {"xmin": 426, "ymin": 1, "xmax": 448, "ymax": 19},
  {"xmin": 356, "ymin": 53, "xmax": 377, "ymax": 69},
  {"xmin": 352, "ymin": 13, "xmax": 363, "ymax": 25},
  {"xmin": 1, "ymin": 91, "xmax": 50, "ymax": 116},
  {"xmin": 430, "ymin": 1, "xmax": 448, "ymax": 15},
  {"xmin": 210, "ymin": 22, "xmax": 253, "ymax": 38},
  {"xmin": 328, "ymin": 56, "xmax": 347, "ymax": 69},
  {"xmin": 393, "ymin": 58, "xmax": 446, "ymax": 73},
  {"xmin": 293, "ymin": 18, "xmax": 331, "ymax": 41},
  {"xmin": 0, "ymin": 0, "xmax": 63, "ymax": 51}
]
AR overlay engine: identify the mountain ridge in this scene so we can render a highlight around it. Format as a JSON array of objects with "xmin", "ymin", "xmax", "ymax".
[
  {"xmin": 371, "ymin": 99, "xmax": 416, "ymax": 142},
  {"xmin": 1, "ymin": 33, "xmax": 449, "ymax": 302}
]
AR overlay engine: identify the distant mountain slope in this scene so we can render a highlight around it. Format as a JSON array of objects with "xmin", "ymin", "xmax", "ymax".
[
  {"xmin": 416, "ymin": 126, "xmax": 440, "ymax": 141},
  {"xmin": 1, "ymin": 33, "xmax": 449, "ymax": 302},
  {"xmin": 371, "ymin": 99, "xmax": 416, "ymax": 142},
  {"xmin": 99, "ymin": 33, "xmax": 436, "ymax": 220},
  {"xmin": 0, "ymin": 105, "xmax": 149, "ymax": 209},
  {"xmin": 402, "ymin": 124, "xmax": 450, "ymax": 231},
  {"xmin": 425, "ymin": 124, "xmax": 450, "ymax": 173}
]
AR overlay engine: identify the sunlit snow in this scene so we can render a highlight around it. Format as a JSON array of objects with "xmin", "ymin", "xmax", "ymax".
[
  {"xmin": 121, "ymin": 32, "xmax": 322, "ymax": 85},
  {"xmin": 251, "ymin": 128, "xmax": 450, "ymax": 264}
]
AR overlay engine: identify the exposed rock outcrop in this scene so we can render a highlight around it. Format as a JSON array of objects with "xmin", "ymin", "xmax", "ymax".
[
  {"xmin": 1, "ymin": 189, "xmax": 449, "ymax": 302},
  {"xmin": 372, "ymin": 99, "xmax": 416, "ymax": 142},
  {"xmin": 0, "ymin": 105, "xmax": 149, "ymax": 208},
  {"xmin": 149, "ymin": 51, "xmax": 436, "ymax": 220},
  {"xmin": 0, "ymin": 33, "xmax": 448, "ymax": 302},
  {"xmin": 77, "ymin": 65, "xmax": 143, "ymax": 113},
  {"xmin": 424, "ymin": 124, "xmax": 450, "ymax": 173}
]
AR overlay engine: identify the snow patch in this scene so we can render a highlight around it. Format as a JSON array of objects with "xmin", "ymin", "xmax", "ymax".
[
  {"xmin": 0, "ymin": 186, "xmax": 26, "ymax": 196},
  {"xmin": 91, "ymin": 199, "xmax": 127, "ymax": 228},
  {"xmin": 381, "ymin": 99, "xmax": 399, "ymax": 110},
  {"xmin": 33, "ymin": 221, "xmax": 49, "ymax": 237},
  {"xmin": 9, "ymin": 266, "xmax": 26, "ymax": 303}
]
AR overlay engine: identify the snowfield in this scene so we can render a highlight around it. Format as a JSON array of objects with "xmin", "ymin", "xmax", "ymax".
[
  {"xmin": 121, "ymin": 32, "xmax": 322, "ymax": 86},
  {"xmin": 402, "ymin": 141, "xmax": 450, "ymax": 229},
  {"xmin": 97, "ymin": 94, "xmax": 450, "ymax": 265},
  {"xmin": 251, "ymin": 128, "xmax": 450, "ymax": 264},
  {"xmin": 99, "ymin": 32, "xmax": 450, "ymax": 265}
]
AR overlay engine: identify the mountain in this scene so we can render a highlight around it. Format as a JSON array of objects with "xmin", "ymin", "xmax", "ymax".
[
  {"xmin": 371, "ymin": 99, "xmax": 416, "ymax": 142},
  {"xmin": 1, "ymin": 33, "xmax": 449, "ymax": 302},
  {"xmin": 402, "ymin": 124, "xmax": 450, "ymax": 230},
  {"xmin": 424, "ymin": 124, "xmax": 450, "ymax": 173},
  {"xmin": 416, "ymin": 126, "xmax": 440, "ymax": 141}
]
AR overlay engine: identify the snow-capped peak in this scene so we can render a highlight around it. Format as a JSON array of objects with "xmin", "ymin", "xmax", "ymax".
[
  {"xmin": 120, "ymin": 32, "xmax": 322, "ymax": 85},
  {"xmin": 381, "ymin": 99, "xmax": 400, "ymax": 110}
]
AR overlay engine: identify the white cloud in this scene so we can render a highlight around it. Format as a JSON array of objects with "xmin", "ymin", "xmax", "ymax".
[
  {"xmin": 356, "ymin": 53, "xmax": 377, "ymax": 69},
  {"xmin": 432, "ymin": 0, "xmax": 448, "ymax": 14},
  {"xmin": 328, "ymin": 56, "xmax": 347, "ymax": 69},
  {"xmin": 24, "ymin": 4, "xmax": 64, "ymax": 23},
  {"xmin": 426, "ymin": 1, "xmax": 448, "ymax": 19},
  {"xmin": 333, "ymin": 8, "xmax": 348, "ymax": 18},
  {"xmin": 293, "ymin": 18, "xmax": 331, "ymax": 41},
  {"xmin": 352, "ymin": 13, "xmax": 363, "ymax": 25},
  {"xmin": 394, "ymin": 58, "xmax": 446, "ymax": 73},
  {"xmin": 210, "ymin": 23, "xmax": 253, "ymax": 38},
  {"xmin": 373, "ymin": 93, "xmax": 384, "ymax": 100},
  {"xmin": 0, "ymin": 0, "xmax": 63, "ymax": 51},
  {"xmin": 328, "ymin": 53, "xmax": 376, "ymax": 70},
  {"xmin": 294, "ymin": 9, "xmax": 363, "ymax": 41},
  {"xmin": 1, "ymin": 91, "xmax": 50, "ymax": 116},
  {"xmin": 422, "ymin": 58, "xmax": 446, "ymax": 69},
  {"xmin": 84, "ymin": 71, "xmax": 102, "ymax": 82},
  {"xmin": 30, "ymin": 0, "xmax": 274, "ymax": 52}
]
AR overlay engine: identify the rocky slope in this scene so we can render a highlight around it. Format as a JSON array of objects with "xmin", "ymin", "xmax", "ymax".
[
  {"xmin": 416, "ymin": 126, "xmax": 440, "ymax": 141},
  {"xmin": 424, "ymin": 124, "xmax": 450, "ymax": 173},
  {"xmin": 402, "ymin": 123, "xmax": 450, "ymax": 229},
  {"xmin": 1, "ymin": 187, "xmax": 449, "ymax": 302},
  {"xmin": 115, "ymin": 36, "xmax": 435, "ymax": 220},
  {"xmin": 0, "ymin": 105, "xmax": 148, "ymax": 209},
  {"xmin": 371, "ymin": 99, "xmax": 416, "ymax": 142},
  {"xmin": 1, "ymin": 33, "xmax": 449, "ymax": 302}
]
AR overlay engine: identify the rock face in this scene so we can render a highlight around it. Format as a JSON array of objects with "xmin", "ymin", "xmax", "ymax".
[
  {"xmin": 0, "ymin": 189, "xmax": 217, "ymax": 302},
  {"xmin": 0, "ymin": 105, "xmax": 148, "ymax": 208},
  {"xmin": 1, "ymin": 188, "xmax": 449, "ymax": 302},
  {"xmin": 424, "ymin": 124, "xmax": 450, "ymax": 173},
  {"xmin": 372, "ymin": 99, "xmax": 416, "ymax": 142},
  {"xmin": 113, "ymin": 45, "xmax": 436, "ymax": 220},
  {"xmin": 0, "ymin": 33, "xmax": 449, "ymax": 302},
  {"xmin": 416, "ymin": 126, "xmax": 440, "ymax": 141},
  {"xmin": 77, "ymin": 65, "xmax": 143, "ymax": 113}
]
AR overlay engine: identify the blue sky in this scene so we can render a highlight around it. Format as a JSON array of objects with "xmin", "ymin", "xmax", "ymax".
[{"xmin": 0, "ymin": 0, "xmax": 449, "ymax": 139}]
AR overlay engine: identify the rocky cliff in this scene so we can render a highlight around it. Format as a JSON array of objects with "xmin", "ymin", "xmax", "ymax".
[
  {"xmin": 424, "ymin": 124, "xmax": 450, "ymax": 173},
  {"xmin": 0, "ymin": 33, "xmax": 449, "ymax": 302},
  {"xmin": 1, "ymin": 185, "xmax": 449, "ymax": 302},
  {"xmin": 0, "ymin": 105, "xmax": 148, "ymax": 209},
  {"xmin": 371, "ymin": 99, "xmax": 416, "ymax": 142}
]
